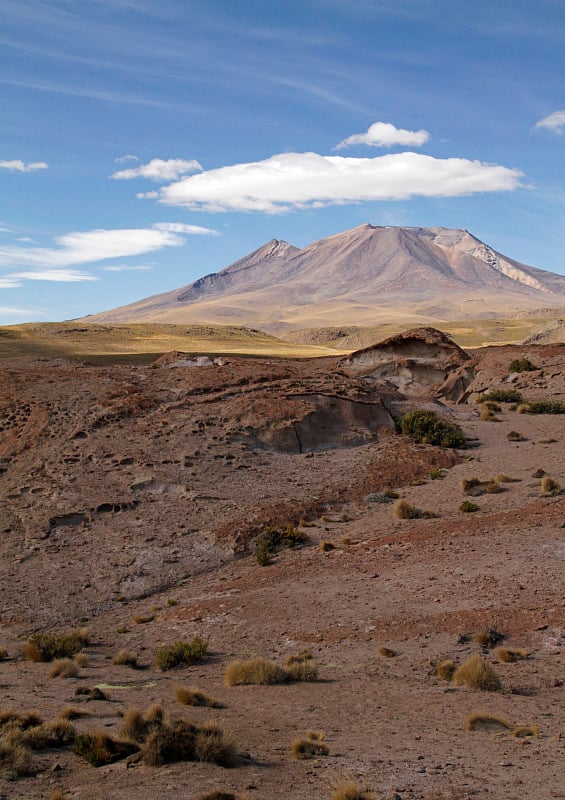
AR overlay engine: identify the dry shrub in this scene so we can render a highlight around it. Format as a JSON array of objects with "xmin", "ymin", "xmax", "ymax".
[
  {"xmin": 73, "ymin": 730, "xmax": 138, "ymax": 766},
  {"xmin": 474, "ymin": 627, "xmax": 505, "ymax": 649},
  {"xmin": 290, "ymin": 729, "xmax": 329, "ymax": 760},
  {"xmin": 0, "ymin": 647, "xmax": 8, "ymax": 661},
  {"xmin": 540, "ymin": 475, "xmax": 561, "ymax": 496},
  {"xmin": 49, "ymin": 658, "xmax": 79, "ymax": 679},
  {"xmin": 495, "ymin": 473, "xmax": 520, "ymax": 483},
  {"xmin": 485, "ymin": 479, "xmax": 502, "ymax": 494},
  {"xmin": 175, "ymin": 686, "xmax": 221, "ymax": 708},
  {"xmin": 465, "ymin": 712, "xmax": 510, "ymax": 732},
  {"xmin": 58, "ymin": 705, "xmax": 89, "ymax": 721},
  {"xmin": 197, "ymin": 793, "xmax": 238, "ymax": 800},
  {"xmin": 497, "ymin": 647, "xmax": 528, "ymax": 663},
  {"xmin": 49, "ymin": 791, "xmax": 67, "ymax": 800},
  {"xmin": 331, "ymin": 784, "xmax": 374, "ymax": 800},
  {"xmin": 479, "ymin": 405, "xmax": 499, "ymax": 421},
  {"xmin": 112, "ymin": 649, "xmax": 138, "ymax": 668},
  {"xmin": 133, "ymin": 614, "xmax": 155, "ymax": 624},
  {"xmin": 286, "ymin": 659, "xmax": 318, "ymax": 682},
  {"xmin": 507, "ymin": 430, "xmax": 526, "ymax": 441},
  {"xmin": 378, "ymin": 646, "xmax": 396, "ymax": 658},
  {"xmin": 512, "ymin": 725, "xmax": 539, "ymax": 738},
  {"xmin": 224, "ymin": 657, "xmax": 287, "ymax": 686},
  {"xmin": 0, "ymin": 737, "xmax": 33, "ymax": 780},
  {"xmin": 459, "ymin": 500, "xmax": 479, "ymax": 513},
  {"xmin": 119, "ymin": 707, "xmax": 154, "ymax": 743},
  {"xmin": 194, "ymin": 721, "xmax": 236, "ymax": 766},
  {"xmin": 74, "ymin": 652, "xmax": 89, "ymax": 668},
  {"xmin": 460, "ymin": 477, "xmax": 483, "ymax": 496},
  {"xmin": 23, "ymin": 629, "xmax": 88, "ymax": 662},
  {"xmin": 452, "ymin": 655, "xmax": 502, "ymax": 691},
  {"xmin": 435, "ymin": 660, "xmax": 456, "ymax": 680},
  {"xmin": 155, "ymin": 637, "xmax": 208, "ymax": 671},
  {"xmin": 21, "ymin": 719, "xmax": 76, "ymax": 750},
  {"xmin": 394, "ymin": 499, "xmax": 437, "ymax": 520},
  {"xmin": 320, "ymin": 540, "xmax": 335, "ymax": 552}
]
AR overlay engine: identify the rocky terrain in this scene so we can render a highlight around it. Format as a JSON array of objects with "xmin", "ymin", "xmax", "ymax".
[{"xmin": 0, "ymin": 329, "xmax": 563, "ymax": 800}]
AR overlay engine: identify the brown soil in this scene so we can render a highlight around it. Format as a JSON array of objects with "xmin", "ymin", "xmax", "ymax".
[{"xmin": 0, "ymin": 340, "xmax": 563, "ymax": 800}]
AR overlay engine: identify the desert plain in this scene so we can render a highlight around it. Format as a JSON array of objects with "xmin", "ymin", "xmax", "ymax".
[{"xmin": 0, "ymin": 324, "xmax": 563, "ymax": 800}]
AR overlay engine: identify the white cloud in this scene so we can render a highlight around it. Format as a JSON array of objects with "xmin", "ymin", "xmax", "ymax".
[
  {"xmin": 137, "ymin": 191, "xmax": 159, "ymax": 199},
  {"xmin": 0, "ymin": 227, "xmax": 184, "ymax": 270},
  {"xmin": 158, "ymin": 151, "xmax": 524, "ymax": 214},
  {"xmin": 0, "ymin": 277, "xmax": 23, "ymax": 288},
  {"xmin": 335, "ymin": 121, "xmax": 430, "ymax": 149},
  {"xmin": 153, "ymin": 222, "xmax": 220, "ymax": 236},
  {"xmin": 111, "ymin": 158, "xmax": 202, "ymax": 182},
  {"xmin": 0, "ymin": 160, "xmax": 48, "ymax": 172},
  {"xmin": 9, "ymin": 270, "xmax": 97, "ymax": 282},
  {"xmin": 0, "ymin": 306, "xmax": 43, "ymax": 316},
  {"xmin": 102, "ymin": 264, "xmax": 153, "ymax": 272},
  {"xmin": 115, "ymin": 153, "xmax": 139, "ymax": 164},
  {"xmin": 534, "ymin": 110, "xmax": 565, "ymax": 133}
]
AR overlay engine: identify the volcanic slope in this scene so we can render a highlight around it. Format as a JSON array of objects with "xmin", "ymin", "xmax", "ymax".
[{"xmin": 84, "ymin": 224, "xmax": 565, "ymax": 330}]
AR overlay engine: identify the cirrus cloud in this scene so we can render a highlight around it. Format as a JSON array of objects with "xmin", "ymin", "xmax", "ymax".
[
  {"xmin": 111, "ymin": 158, "xmax": 202, "ymax": 182},
  {"xmin": 335, "ymin": 121, "xmax": 430, "ymax": 149},
  {"xmin": 0, "ymin": 160, "xmax": 48, "ymax": 172},
  {"xmin": 153, "ymin": 222, "xmax": 219, "ymax": 236},
  {"xmin": 534, "ymin": 110, "xmax": 565, "ymax": 133},
  {"xmin": 158, "ymin": 151, "xmax": 524, "ymax": 214}
]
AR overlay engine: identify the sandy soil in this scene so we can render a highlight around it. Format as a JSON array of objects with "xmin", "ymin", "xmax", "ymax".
[{"xmin": 0, "ymin": 340, "xmax": 563, "ymax": 800}]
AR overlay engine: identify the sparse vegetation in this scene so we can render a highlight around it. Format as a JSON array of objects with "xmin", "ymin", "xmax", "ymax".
[
  {"xmin": 540, "ymin": 475, "xmax": 561, "ymax": 496},
  {"xmin": 378, "ymin": 646, "xmax": 396, "ymax": 658},
  {"xmin": 133, "ymin": 613, "xmax": 155, "ymax": 624},
  {"xmin": 521, "ymin": 400, "xmax": 565, "ymax": 414},
  {"xmin": 477, "ymin": 389, "xmax": 522, "ymax": 404},
  {"xmin": 428, "ymin": 468, "xmax": 447, "ymax": 479},
  {"xmin": 0, "ymin": 647, "xmax": 7, "ymax": 661},
  {"xmin": 452, "ymin": 655, "xmax": 502, "ymax": 691},
  {"xmin": 224, "ymin": 657, "xmax": 288, "ymax": 686},
  {"xmin": 509, "ymin": 357, "xmax": 537, "ymax": 373},
  {"xmin": 0, "ymin": 736, "xmax": 33, "ymax": 779},
  {"xmin": 320, "ymin": 540, "xmax": 335, "ymax": 552},
  {"xmin": 254, "ymin": 523, "xmax": 308, "ymax": 566},
  {"xmin": 507, "ymin": 430, "xmax": 526, "ymax": 441},
  {"xmin": 394, "ymin": 498, "xmax": 437, "ymax": 519},
  {"xmin": 73, "ymin": 730, "xmax": 138, "ymax": 766},
  {"xmin": 474, "ymin": 626, "xmax": 505, "ymax": 649},
  {"xmin": 331, "ymin": 784, "xmax": 374, "ymax": 800},
  {"xmin": 435, "ymin": 660, "xmax": 456, "ymax": 680},
  {"xmin": 400, "ymin": 410, "xmax": 466, "ymax": 449},
  {"xmin": 290, "ymin": 729, "xmax": 329, "ymax": 760},
  {"xmin": 49, "ymin": 658, "xmax": 79, "ymax": 678},
  {"xmin": 465, "ymin": 712, "xmax": 510, "ymax": 731},
  {"xmin": 459, "ymin": 500, "xmax": 479, "ymax": 513},
  {"xmin": 112, "ymin": 649, "xmax": 139, "ymax": 668},
  {"xmin": 22, "ymin": 628, "xmax": 88, "ymax": 662},
  {"xmin": 479, "ymin": 403, "xmax": 499, "ymax": 421},
  {"xmin": 175, "ymin": 686, "xmax": 222, "ymax": 708},
  {"xmin": 496, "ymin": 647, "xmax": 528, "ymax": 663},
  {"xmin": 285, "ymin": 651, "xmax": 318, "ymax": 682},
  {"xmin": 495, "ymin": 473, "xmax": 520, "ymax": 483},
  {"xmin": 155, "ymin": 637, "xmax": 208, "ymax": 671},
  {"xmin": 512, "ymin": 725, "xmax": 540, "ymax": 738},
  {"xmin": 460, "ymin": 477, "xmax": 503, "ymax": 496}
]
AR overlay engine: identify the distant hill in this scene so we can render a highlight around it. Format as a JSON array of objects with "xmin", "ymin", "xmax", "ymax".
[{"xmin": 83, "ymin": 224, "xmax": 565, "ymax": 332}]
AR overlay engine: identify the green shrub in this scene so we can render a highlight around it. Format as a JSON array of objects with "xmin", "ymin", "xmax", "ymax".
[
  {"xmin": 254, "ymin": 523, "xmax": 308, "ymax": 566},
  {"xmin": 523, "ymin": 401, "xmax": 565, "ymax": 414},
  {"xmin": 509, "ymin": 358, "xmax": 537, "ymax": 373},
  {"xmin": 460, "ymin": 500, "xmax": 479, "ymax": 513},
  {"xmin": 477, "ymin": 389, "xmax": 522, "ymax": 404},
  {"xmin": 23, "ymin": 630, "xmax": 88, "ymax": 663},
  {"xmin": 400, "ymin": 410, "xmax": 466, "ymax": 449},
  {"xmin": 156, "ymin": 638, "xmax": 208, "ymax": 671}
]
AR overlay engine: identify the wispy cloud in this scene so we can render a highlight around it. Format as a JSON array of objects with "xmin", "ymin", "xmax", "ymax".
[
  {"xmin": 0, "ymin": 277, "xmax": 24, "ymax": 288},
  {"xmin": 111, "ymin": 158, "xmax": 202, "ymax": 182},
  {"xmin": 534, "ymin": 110, "xmax": 565, "ymax": 133},
  {"xmin": 335, "ymin": 121, "xmax": 430, "ymax": 150},
  {"xmin": 153, "ymin": 222, "xmax": 219, "ymax": 235},
  {"xmin": 9, "ymin": 270, "xmax": 97, "ymax": 282},
  {"xmin": 0, "ymin": 227, "xmax": 185, "ymax": 274},
  {"xmin": 101, "ymin": 264, "xmax": 152, "ymax": 272},
  {"xmin": 0, "ymin": 159, "xmax": 48, "ymax": 172},
  {"xmin": 115, "ymin": 153, "xmax": 139, "ymax": 164},
  {"xmin": 158, "ymin": 151, "xmax": 524, "ymax": 213}
]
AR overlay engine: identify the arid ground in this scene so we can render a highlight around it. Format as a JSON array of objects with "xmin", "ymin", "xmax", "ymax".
[{"xmin": 0, "ymin": 334, "xmax": 563, "ymax": 800}]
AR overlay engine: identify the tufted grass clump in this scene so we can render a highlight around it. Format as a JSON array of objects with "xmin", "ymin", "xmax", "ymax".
[
  {"xmin": 49, "ymin": 658, "xmax": 80, "ymax": 679},
  {"xmin": 465, "ymin": 712, "xmax": 510, "ymax": 732},
  {"xmin": 477, "ymin": 389, "xmax": 522, "ymax": 404},
  {"xmin": 394, "ymin": 498, "xmax": 437, "ymax": 520},
  {"xmin": 73, "ymin": 730, "xmax": 139, "ymax": 767},
  {"xmin": 452, "ymin": 655, "xmax": 502, "ymax": 691},
  {"xmin": 540, "ymin": 475, "xmax": 561, "ymax": 496},
  {"xmin": 474, "ymin": 626, "xmax": 505, "ymax": 649},
  {"xmin": 0, "ymin": 647, "xmax": 8, "ymax": 661},
  {"xmin": 291, "ymin": 729, "xmax": 329, "ymax": 760},
  {"xmin": 400, "ymin": 410, "xmax": 466, "ymax": 449},
  {"xmin": 507, "ymin": 430, "xmax": 526, "ymax": 441},
  {"xmin": 156, "ymin": 637, "xmax": 208, "ymax": 671},
  {"xmin": 224, "ymin": 657, "xmax": 287, "ymax": 686},
  {"xmin": 378, "ymin": 645, "xmax": 396, "ymax": 658},
  {"xmin": 285, "ymin": 651, "xmax": 318, "ymax": 682},
  {"xmin": 522, "ymin": 400, "xmax": 565, "ymax": 414},
  {"xmin": 479, "ymin": 403, "xmax": 500, "ymax": 421},
  {"xmin": 113, "ymin": 649, "xmax": 139, "ymax": 668},
  {"xmin": 497, "ymin": 647, "xmax": 528, "ymax": 663},
  {"xmin": 175, "ymin": 686, "xmax": 222, "ymax": 708},
  {"xmin": 435, "ymin": 660, "xmax": 457, "ymax": 680},
  {"xmin": 512, "ymin": 725, "xmax": 540, "ymax": 738},
  {"xmin": 23, "ymin": 629, "xmax": 88, "ymax": 663},
  {"xmin": 319, "ymin": 540, "xmax": 335, "ymax": 552},
  {"xmin": 459, "ymin": 500, "xmax": 479, "ymax": 513},
  {"xmin": 0, "ymin": 737, "xmax": 33, "ymax": 780}
]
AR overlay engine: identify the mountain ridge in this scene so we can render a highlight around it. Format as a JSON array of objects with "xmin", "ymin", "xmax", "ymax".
[{"xmin": 83, "ymin": 224, "xmax": 565, "ymax": 331}]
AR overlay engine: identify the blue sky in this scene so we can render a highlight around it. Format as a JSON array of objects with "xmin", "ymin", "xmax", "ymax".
[{"xmin": 1, "ymin": 0, "xmax": 564, "ymax": 324}]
